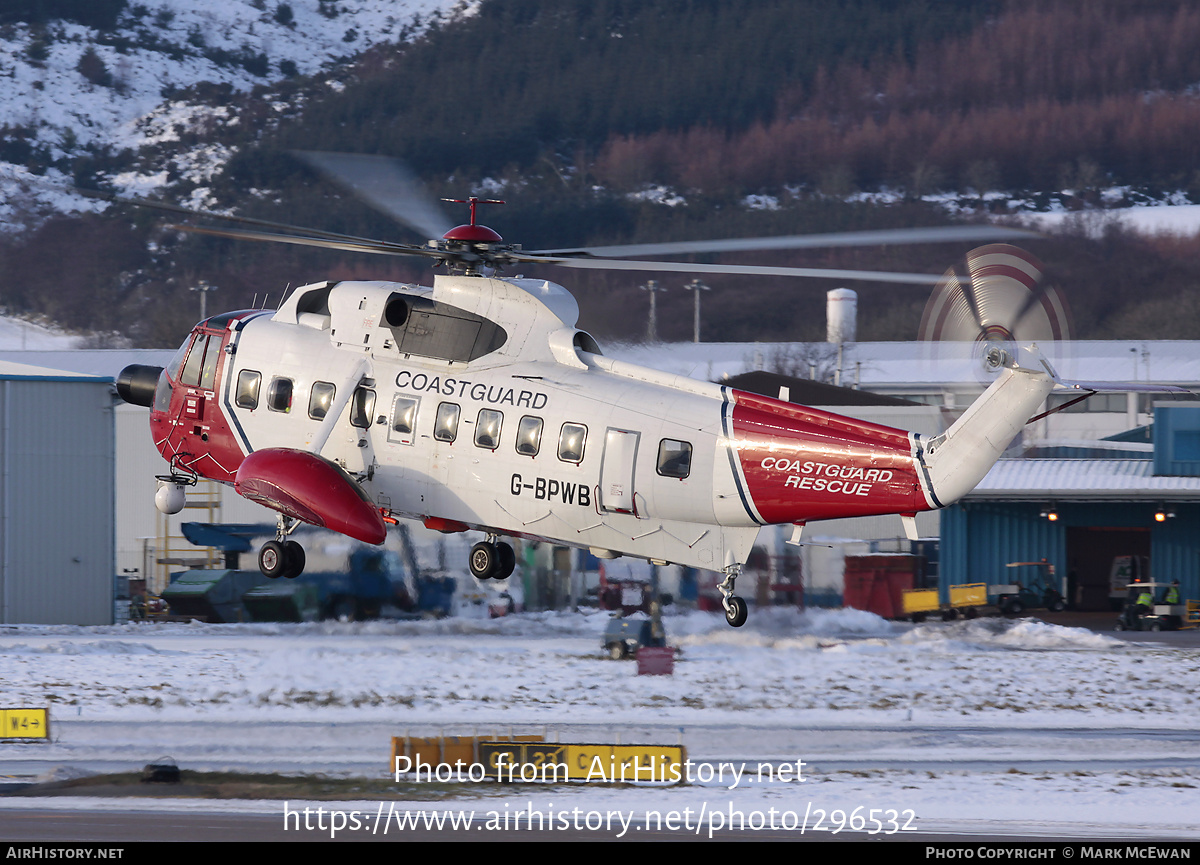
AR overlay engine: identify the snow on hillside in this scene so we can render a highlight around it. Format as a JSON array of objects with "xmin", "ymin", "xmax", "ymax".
[
  {"xmin": 0, "ymin": 314, "xmax": 93, "ymax": 350},
  {"xmin": 0, "ymin": 0, "xmax": 476, "ymax": 226}
]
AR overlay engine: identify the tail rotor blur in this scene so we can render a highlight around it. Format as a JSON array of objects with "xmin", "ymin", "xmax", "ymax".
[{"xmin": 919, "ymin": 244, "xmax": 1071, "ymax": 383}]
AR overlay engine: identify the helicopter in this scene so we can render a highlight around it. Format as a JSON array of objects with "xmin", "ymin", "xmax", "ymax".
[{"xmin": 108, "ymin": 153, "xmax": 1177, "ymax": 628}]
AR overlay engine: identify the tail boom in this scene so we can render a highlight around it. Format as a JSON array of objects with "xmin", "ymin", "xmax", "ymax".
[{"xmin": 727, "ymin": 365, "xmax": 1053, "ymax": 526}]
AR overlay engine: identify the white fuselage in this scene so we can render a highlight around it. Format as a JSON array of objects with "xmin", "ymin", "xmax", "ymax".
[{"xmin": 218, "ymin": 275, "xmax": 763, "ymax": 572}]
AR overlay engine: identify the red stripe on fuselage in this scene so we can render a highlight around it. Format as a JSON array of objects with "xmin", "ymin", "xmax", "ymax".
[{"xmin": 729, "ymin": 390, "xmax": 928, "ymax": 524}]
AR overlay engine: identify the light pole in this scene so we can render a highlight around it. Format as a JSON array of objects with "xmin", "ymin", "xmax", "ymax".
[
  {"xmin": 683, "ymin": 279, "xmax": 710, "ymax": 343},
  {"xmin": 640, "ymin": 280, "xmax": 667, "ymax": 342},
  {"xmin": 190, "ymin": 280, "xmax": 218, "ymax": 321}
]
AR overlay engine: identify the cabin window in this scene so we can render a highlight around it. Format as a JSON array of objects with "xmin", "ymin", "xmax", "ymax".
[
  {"xmin": 657, "ymin": 438, "xmax": 693, "ymax": 479},
  {"xmin": 350, "ymin": 387, "xmax": 376, "ymax": 429},
  {"xmin": 308, "ymin": 381, "xmax": 336, "ymax": 420},
  {"xmin": 475, "ymin": 409, "xmax": 503, "ymax": 450},
  {"xmin": 235, "ymin": 370, "xmax": 261, "ymax": 410},
  {"xmin": 389, "ymin": 395, "xmax": 419, "ymax": 444},
  {"xmin": 267, "ymin": 377, "xmax": 293, "ymax": 413},
  {"xmin": 558, "ymin": 423, "xmax": 587, "ymax": 463},
  {"xmin": 434, "ymin": 402, "xmax": 460, "ymax": 443},
  {"xmin": 515, "ymin": 416, "xmax": 543, "ymax": 457}
]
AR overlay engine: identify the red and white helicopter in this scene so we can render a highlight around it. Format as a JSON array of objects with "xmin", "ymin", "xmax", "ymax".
[{"xmin": 109, "ymin": 153, "xmax": 1164, "ymax": 627}]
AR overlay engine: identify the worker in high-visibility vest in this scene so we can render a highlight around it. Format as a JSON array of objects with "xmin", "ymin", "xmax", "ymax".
[
  {"xmin": 1123, "ymin": 578, "xmax": 1146, "ymax": 627},
  {"xmin": 1164, "ymin": 581, "xmax": 1181, "ymax": 605},
  {"xmin": 1135, "ymin": 586, "xmax": 1154, "ymax": 611}
]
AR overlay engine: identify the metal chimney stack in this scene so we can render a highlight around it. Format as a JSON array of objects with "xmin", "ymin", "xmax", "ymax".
[{"xmin": 826, "ymin": 288, "xmax": 857, "ymax": 344}]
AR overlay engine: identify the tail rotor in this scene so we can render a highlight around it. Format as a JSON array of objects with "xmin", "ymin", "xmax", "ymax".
[{"xmin": 919, "ymin": 244, "xmax": 1071, "ymax": 383}]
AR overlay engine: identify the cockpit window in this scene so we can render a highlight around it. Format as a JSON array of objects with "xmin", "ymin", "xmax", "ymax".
[
  {"xmin": 199, "ymin": 337, "xmax": 220, "ymax": 390},
  {"xmin": 166, "ymin": 337, "xmax": 191, "ymax": 382},
  {"xmin": 179, "ymin": 335, "xmax": 209, "ymax": 387}
]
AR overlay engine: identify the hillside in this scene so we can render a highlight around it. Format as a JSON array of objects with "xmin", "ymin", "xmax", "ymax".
[{"xmin": 1, "ymin": 0, "xmax": 1199, "ymax": 347}]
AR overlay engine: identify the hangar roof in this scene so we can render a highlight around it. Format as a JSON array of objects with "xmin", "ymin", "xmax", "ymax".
[
  {"xmin": 0, "ymin": 359, "xmax": 112, "ymax": 382},
  {"xmin": 964, "ymin": 458, "xmax": 1200, "ymax": 500},
  {"xmin": 609, "ymin": 340, "xmax": 1200, "ymax": 390}
]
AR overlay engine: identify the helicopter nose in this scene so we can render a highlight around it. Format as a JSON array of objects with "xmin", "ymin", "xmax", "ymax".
[{"xmin": 116, "ymin": 364, "xmax": 164, "ymax": 407}]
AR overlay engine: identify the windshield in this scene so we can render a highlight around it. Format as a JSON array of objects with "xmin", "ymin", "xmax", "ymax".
[{"xmin": 164, "ymin": 334, "xmax": 193, "ymax": 382}]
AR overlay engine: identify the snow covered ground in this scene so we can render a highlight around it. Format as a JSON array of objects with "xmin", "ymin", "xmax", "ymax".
[
  {"xmin": 1, "ymin": 608, "xmax": 1198, "ymax": 840},
  {"xmin": 1022, "ymin": 203, "xmax": 1200, "ymax": 239}
]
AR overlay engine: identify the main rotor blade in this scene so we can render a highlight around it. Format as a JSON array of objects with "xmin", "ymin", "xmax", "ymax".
[
  {"xmin": 522, "ymin": 255, "xmax": 944, "ymax": 284},
  {"xmin": 78, "ymin": 187, "xmax": 398, "ymax": 248},
  {"xmin": 530, "ymin": 225, "xmax": 1039, "ymax": 259},
  {"xmin": 167, "ymin": 223, "xmax": 445, "ymax": 259},
  {"xmin": 293, "ymin": 151, "xmax": 454, "ymax": 240}
]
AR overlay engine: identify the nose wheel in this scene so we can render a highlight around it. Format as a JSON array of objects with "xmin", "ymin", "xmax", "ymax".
[
  {"xmin": 260, "ymin": 517, "xmax": 306, "ymax": 579},
  {"xmin": 469, "ymin": 537, "xmax": 516, "ymax": 581}
]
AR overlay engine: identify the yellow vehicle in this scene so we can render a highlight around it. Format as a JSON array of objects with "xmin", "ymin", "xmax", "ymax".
[{"xmin": 902, "ymin": 583, "xmax": 987, "ymax": 622}]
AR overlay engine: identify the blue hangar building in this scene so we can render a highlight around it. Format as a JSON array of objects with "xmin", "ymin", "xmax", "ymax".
[{"xmin": 941, "ymin": 404, "xmax": 1200, "ymax": 611}]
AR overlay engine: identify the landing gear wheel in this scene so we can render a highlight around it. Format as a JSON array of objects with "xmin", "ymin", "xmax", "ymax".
[
  {"xmin": 724, "ymin": 596, "xmax": 748, "ymax": 628},
  {"xmin": 495, "ymin": 542, "xmax": 516, "ymax": 580},
  {"xmin": 259, "ymin": 541, "xmax": 287, "ymax": 579},
  {"xmin": 469, "ymin": 542, "xmax": 498, "ymax": 580},
  {"xmin": 282, "ymin": 540, "xmax": 305, "ymax": 579}
]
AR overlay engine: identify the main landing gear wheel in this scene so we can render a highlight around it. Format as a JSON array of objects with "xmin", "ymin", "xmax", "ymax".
[
  {"xmin": 495, "ymin": 542, "xmax": 516, "ymax": 580},
  {"xmin": 260, "ymin": 541, "xmax": 286, "ymax": 578},
  {"xmin": 724, "ymin": 596, "xmax": 748, "ymax": 628},
  {"xmin": 282, "ymin": 540, "xmax": 305, "ymax": 579},
  {"xmin": 259, "ymin": 539, "xmax": 306, "ymax": 579},
  {"xmin": 717, "ymin": 564, "xmax": 748, "ymax": 627},
  {"xmin": 469, "ymin": 539, "xmax": 515, "ymax": 581},
  {"xmin": 470, "ymin": 542, "xmax": 497, "ymax": 580}
]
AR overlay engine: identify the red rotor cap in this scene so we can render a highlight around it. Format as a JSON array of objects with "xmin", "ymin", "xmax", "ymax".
[
  {"xmin": 440, "ymin": 196, "xmax": 504, "ymax": 242},
  {"xmin": 442, "ymin": 223, "xmax": 503, "ymax": 242}
]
